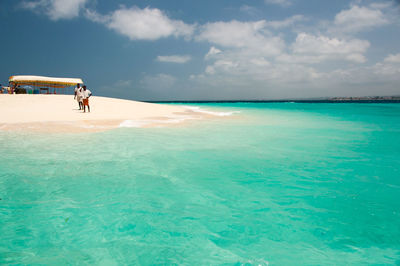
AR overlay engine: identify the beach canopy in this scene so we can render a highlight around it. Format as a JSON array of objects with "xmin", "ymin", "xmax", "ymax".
[{"xmin": 9, "ymin": 75, "xmax": 83, "ymax": 88}]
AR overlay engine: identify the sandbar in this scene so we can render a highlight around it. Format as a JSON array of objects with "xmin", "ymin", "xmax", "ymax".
[{"xmin": 0, "ymin": 95, "xmax": 205, "ymax": 132}]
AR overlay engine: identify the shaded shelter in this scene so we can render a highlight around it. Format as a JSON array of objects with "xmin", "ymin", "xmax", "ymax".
[{"xmin": 9, "ymin": 75, "xmax": 84, "ymax": 94}]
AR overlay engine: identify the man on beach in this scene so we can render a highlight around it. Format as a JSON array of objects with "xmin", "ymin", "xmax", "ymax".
[
  {"xmin": 74, "ymin": 83, "xmax": 83, "ymax": 110},
  {"xmin": 82, "ymin": 85, "xmax": 92, "ymax": 113}
]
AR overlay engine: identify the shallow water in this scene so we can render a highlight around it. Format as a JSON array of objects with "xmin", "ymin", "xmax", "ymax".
[{"xmin": 1, "ymin": 103, "xmax": 400, "ymax": 264}]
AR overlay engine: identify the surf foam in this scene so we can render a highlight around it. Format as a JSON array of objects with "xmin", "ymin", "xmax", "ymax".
[{"xmin": 183, "ymin": 106, "xmax": 240, "ymax": 116}]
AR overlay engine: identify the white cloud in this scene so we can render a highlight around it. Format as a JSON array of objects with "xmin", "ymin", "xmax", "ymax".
[
  {"xmin": 85, "ymin": 8, "xmax": 108, "ymax": 23},
  {"xmin": 264, "ymin": 0, "xmax": 292, "ymax": 7},
  {"xmin": 156, "ymin": 55, "xmax": 191, "ymax": 63},
  {"xmin": 205, "ymin": 60, "xmax": 239, "ymax": 75},
  {"xmin": 384, "ymin": 53, "xmax": 400, "ymax": 63},
  {"xmin": 88, "ymin": 7, "xmax": 195, "ymax": 41},
  {"xmin": 205, "ymin": 47, "xmax": 222, "ymax": 59},
  {"xmin": 192, "ymin": 58, "xmax": 323, "ymax": 97},
  {"xmin": 291, "ymin": 33, "xmax": 370, "ymax": 63},
  {"xmin": 334, "ymin": 5, "xmax": 389, "ymax": 33},
  {"xmin": 198, "ymin": 20, "xmax": 265, "ymax": 47},
  {"xmin": 192, "ymin": 53, "xmax": 400, "ymax": 99},
  {"xmin": 345, "ymin": 53, "xmax": 367, "ymax": 63},
  {"xmin": 199, "ymin": 43, "xmax": 319, "ymax": 86},
  {"xmin": 324, "ymin": 56, "xmax": 400, "ymax": 88},
  {"xmin": 373, "ymin": 62, "xmax": 400, "ymax": 78},
  {"xmin": 372, "ymin": 53, "xmax": 400, "ymax": 79},
  {"xmin": 197, "ymin": 20, "xmax": 285, "ymax": 56},
  {"xmin": 21, "ymin": 0, "xmax": 89, "ymax": 20}
]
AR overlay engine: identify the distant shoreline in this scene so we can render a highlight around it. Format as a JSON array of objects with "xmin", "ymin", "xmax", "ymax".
[{"xmin": 150, "ymin": 96, "xmax": 400, "ymax": 104}]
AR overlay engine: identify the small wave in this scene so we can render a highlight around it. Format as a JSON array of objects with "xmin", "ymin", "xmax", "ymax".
[
  {"xmin": 118, "ymin": 116, "xmax": 194, "ymax": 128},
  {"xmin": 184, "ymin": 106, "xmax": 240, "ymax": 116}
]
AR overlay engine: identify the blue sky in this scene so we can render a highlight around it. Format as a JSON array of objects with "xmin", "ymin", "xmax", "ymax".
[{"xmin": 1, "ymin": 0, "xmax": 399, "ymax": 100}]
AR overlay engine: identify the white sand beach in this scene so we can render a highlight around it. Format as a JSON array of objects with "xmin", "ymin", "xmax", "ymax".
[{"xmin": 0, "ymin": 94, "xmax": 203, "ymax": 132}]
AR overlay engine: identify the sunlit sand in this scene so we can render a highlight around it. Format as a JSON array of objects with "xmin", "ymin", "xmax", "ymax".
[{"xmin": 0, "ymin": 94, "xmax": 204, "ymax": 132}]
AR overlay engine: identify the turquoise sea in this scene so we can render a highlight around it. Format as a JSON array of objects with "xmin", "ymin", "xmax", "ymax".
[{"xmin": 1, "ymin": 103, "xmax": 400, "ymax": 264}]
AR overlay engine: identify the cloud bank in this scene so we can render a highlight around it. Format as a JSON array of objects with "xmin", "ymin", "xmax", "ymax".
[{"xmin": 334, "ymin": 5, "xmax": 389, "ymax": 33}]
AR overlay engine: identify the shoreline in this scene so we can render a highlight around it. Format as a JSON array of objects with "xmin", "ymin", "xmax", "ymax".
[
  {"xmin": 0, "ymin": 95, "xmax": 214, "ymax": 133},
  {"xmin": 149, "ymin": 96, "xmax": 400, "ymax": 104}
]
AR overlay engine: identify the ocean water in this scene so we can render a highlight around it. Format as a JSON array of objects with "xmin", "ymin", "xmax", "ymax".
[{"xmin": 1, "ymin": 103, "xmax": 399, "ymax": 265}]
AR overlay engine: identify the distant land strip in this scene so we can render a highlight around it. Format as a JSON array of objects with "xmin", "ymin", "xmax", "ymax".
[{"xmin": 150, "ymin": 96, "xmax": 400, "ymax": 103}]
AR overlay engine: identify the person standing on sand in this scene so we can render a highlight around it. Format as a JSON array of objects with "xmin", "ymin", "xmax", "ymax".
[
  {"xmin": 82, "ymin": 85, "xmax": 92, "ymax": 113},
  {"xmin": 74, "ymin": 83, "xmax": 83, "ymax": 110}
]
